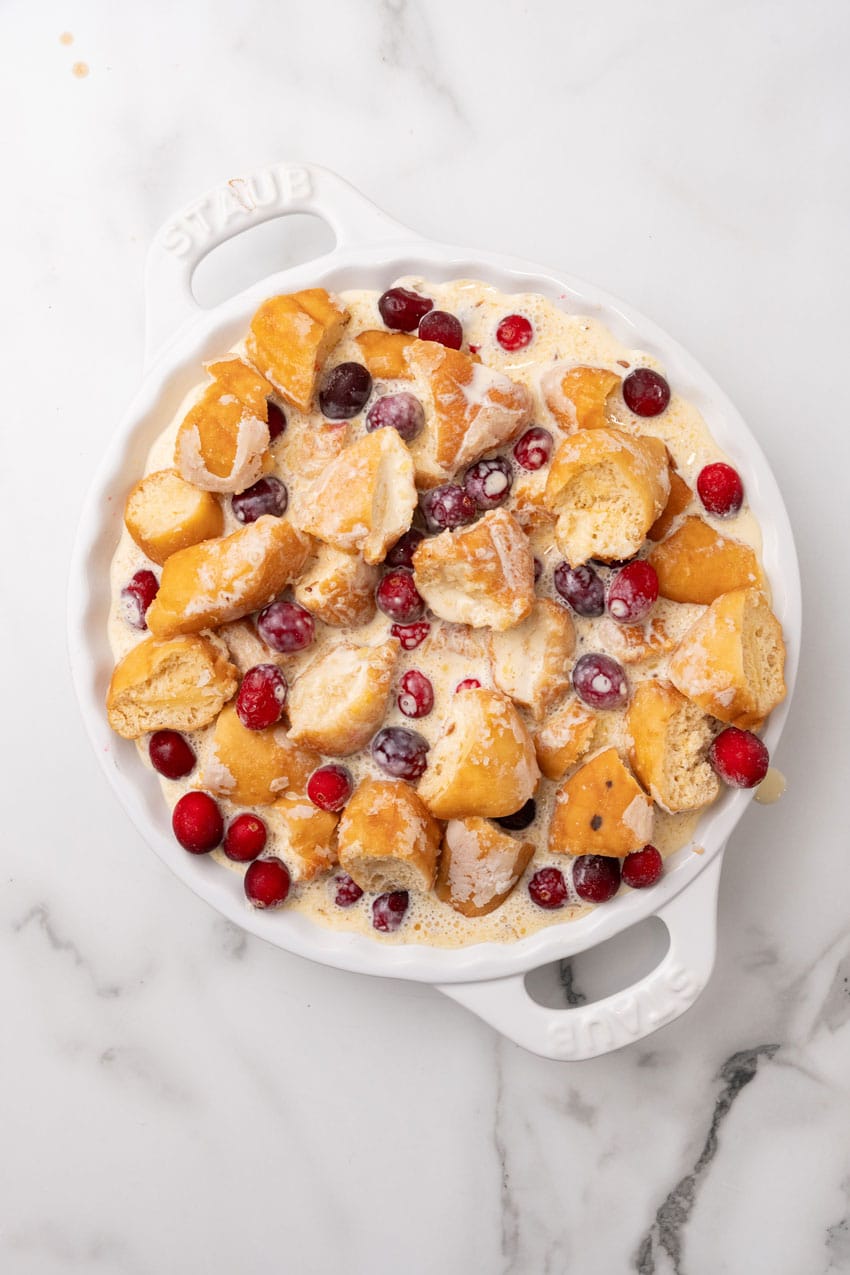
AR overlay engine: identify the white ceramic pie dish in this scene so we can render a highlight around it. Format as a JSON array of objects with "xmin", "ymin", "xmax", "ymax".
[{"xmin": 68, "ymin": 162, "xmax": 800, "ymax": 1060}]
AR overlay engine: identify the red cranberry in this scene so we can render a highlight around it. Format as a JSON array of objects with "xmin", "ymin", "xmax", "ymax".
[
  {"xmin": 366, "ymin": 392, "xmax": 425, "ymax": 443},
  {"xmin": 307, "ymin": 764, "xmax": 353, "ymax": 813},
  {"xmin": 455, "ymin": 678, "xmax": 481, "ymax": 693},
  {"xmin": 528, "ymin": 867, "xmax": 568, "ymax": 909},
  {"xmin": 464, "ymin": 456, "xmax": 513, "ymax": 509},
  {"xmin": 390, "ymin": 620, "xmax": 431, "ymax": 650},
  {"xmin": 573, "ymin": 855, "xmax": 621, "ymax": 903},
  {"xmin": 386, "ymin": 529, "xmax": 425, "ymax": 570},
  {"xmin": 496, "ymin": 314, "xmax": 534, "ymax": 351},
  {"xmin": 622, "ymin": 845, "xmax": 663, "ymax": 889},
  {"xmin": 256, "ymin": 600, "xmax": 314, "ymax": 653},
  {"xmin": 554, "ymin": 562, "xmax": 605, "ymax": 617},
  {"xmin": 319, "ymin": 362, "xmax": 372, "ymax": 419},
  {"xmin": 468, "ymin": 343, "xmax": 481, "ymax": 354},
  {"xmin": 421, "ymin": 484, "xmax": 477, "ymax": 531},
  {"xmin": 397, "ymin": 669, "xmax": 434, "ymax": 718},
  {"xmin": 378, "ymin": 286, "xmax": 433, "ymax": 332},
  {"xmin": 622, "ymin": 368, "xmax": 670, "ymax": 417},
  {"xmin": 244, "ymin": 857, "xmax": 291, "ymax": 908},
  {"xmin": 708, "ymin": 727, "xmax": 769, "ymax": 788},
  {"xmin": 697, "ymin": 462, "xmax": 744, "ymax": 517},
  {"xmin": 223, "ymin": 813, "xmax": 267, "ymax": 862},
  {"xmin": 371, "ymin": 727, "xmax": 429, "ymax": 780},
  {"xmin": 266, "ymin": 402, "xmax": 287, "ymax": 441},
  {"xmin": 334, "ymin": 873, "xmax": 364, "ymax": 907},
  {"xmin": 372, "ymin": 890, "xmax": 409, "ymax": 932},
  {"xmin": 149, "ymin": 730, "xmax": 196, "ymax": 780},
  {"xmin": 418, "ymin": 310, "xmax": 463, "ymax": 349},
  {"xmin": 376, "ymin": 570, "xmax": 425, "ymax": 623},
  {"xmin": 495, "ymin": 799, "xmax": 536, "ymax": 831},
  {"xmin": 573, "ymin": 653, "xmax": 629, "ymax": 710},
  {"xmin": 121, "ymin": 569, "xmax": 158, "ymax": 629},
  {"xmin": 607, "ymin": 561, "xmax": 659, "ymax": 624},
  {"xmin": 513, "ymin": 427, "xmax": 553, "ymax": 471},
  {"xmin": 172, "ymin": 791, "xmax": 223, "ymax": 853},
  {"xmin": 231, "ymin": 475, "xmax": 288, "ymax": 524},
  {"xmin": 236, "ymin": 664, "xmax": 288, "ymax": 730}
]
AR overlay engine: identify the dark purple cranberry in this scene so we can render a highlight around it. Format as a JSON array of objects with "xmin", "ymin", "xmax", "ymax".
[
  {"xmin": 421, "ymin": 484, "xmax": 477, "ymax": 532},
  {"xmin": 370, "ymin": 727, "xmax": 429, "ymax": 780},
  {"xmin": 334, "ymin": 873, "xmax": 364, "ymax": 907},
  {"xmin": 513, "ymin": 427, "xmax": 553, "ymax": 471},
  {"xmin": 554, "ymin": 562, "xmax": 605, "ymax": 617},
  {"xmin": 372, "ymin": 890, "xmax": 410, "ymax": 932},
  {"xmin": 319, "ymin": 362, "xmax": 372, "ymax": 419},
  {"xmin": 231, "ymin": 476, "xmax": 288, "ymax": 524},
  {"xmin": 121, "ymin": 569, "xmax": 158, "ymax": 630},
  {"xmin": 464, "ymin": 456, "xmax": 513, "ymax": 509},
  {"xmin": 256, "ymin": 600, "xmax": 315, "ymax": 653},
  {"xmin": 266, "ymin": 402, "xmax": 287, "ymax": 441},
  {"xmin": 573, "ymin": 653, "xmax": 629, "ymax": 710},
  {"xmin": 528, "ymin": 867, "xmax": 568, "ymax": 909},
  {"xmin": 376, "ymin": 570, "xmax": 425, "ymax": 623},
  {"xmin": 533, "ymin": 557, "xmax": 543, "ymax": 583},
  {"xmin": 378, "ymin": 287, "xmax": 433, "ymax": 332},
  {"xmin": 622, "ymin": 368, "xmax": 671, "ymax": 417},
  {"xmin": 397, "ymin": 669, "xmax": 434, "ymax": 719},
  {"xmin": 418, "ymin": 310, "xmax": 463, "ymax": 349},
  {"xmin": 390, "ymin": 621, "xmax": 431, "ymax": 650},
  {"xmin": 386, "ymin": 529, "xmax": 424, "ymax": 570},
  {"xmin": 495, "ymin": 799, "xmax": 537, "ymax": 831},
  {"xmin": 572, "ymin": 855, "xmax": 621, "ymax": 903},
  {"xmin": 366, "ymin": 392, "xmax": 425, "ymax": 443}
]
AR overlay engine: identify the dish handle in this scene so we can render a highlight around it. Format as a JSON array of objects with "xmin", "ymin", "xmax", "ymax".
[
  {"xmin": 144, "ymin": 161, "xmax": 415, "ymax": 366},
  {"xmin": 437, "ymin": 851, "xmax": 723, "ymax": 1061}
]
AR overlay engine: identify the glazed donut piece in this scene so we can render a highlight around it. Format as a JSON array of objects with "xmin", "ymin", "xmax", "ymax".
[
  {"xmin": 174, "ymin": 358, "xmax": 275, "ymax": 495},
  {"xmin": 627, "ymin": 680, "xmax": 720, "ymax": 813},
  {"xmin": 488, "ymin": 599, "xmax": 575, "ymax": 720},
  {"xmin": 106, "ymin": 635, "xmax": 237, "ymax": 740},
  {"xmin": 246, "ymin": 288, "xmax": 350, "ymax": 413},
  {"xmin": 548, "ymin": 747, "xmax": 654, "ymax": 857},
  {"xmin": 269, "ymin": 794, "xmax": 339, "ymax": 882},
  {"xmin": 435, "ymin": 818, "xmax": 534, "ymax": 917},
  {"xmin": 202, "ymin": 704, "xmax": 320, "ymax": 807},
  {"xmin": 668, "ymin": 587, "xmax": 786, "ymax": 728},
  {"xmin": 355, "ymin": 329, "xmax": 415, "ymax": 379},
  {"xmin": 647, "ymin": 467, "xmax": 692, "ymax": 542},
  {"xmin": 544, "ymin": 428, "xmax": 669, "ymax": 566},
  {"xmin": 413, "ymin": 509, "xmax": 535, "ymax": 631},
  {"xmin": 541, "ymin": 363, "xmax": 622, "ymax": 431},
  {"xmin": 124, "ymin": 469, "xmax": 223, "ymax": 566},
  {"xmin": 286, "ymin": 640, "xmax": 399, "ymax": 756},
  {"xmin": 533, "ymin": 697, "xmax": 597, "ymax": 782},
  {"xmin": 337, "ymin": 777, "xmax": 441, "ymax": 893},
  {"xmin": 648, "ymin": 516, "xmax": 762, "ymax": 605},
  {"xmin": 294, "ymin": 544, "xmax": 379, "ymax": 628}
]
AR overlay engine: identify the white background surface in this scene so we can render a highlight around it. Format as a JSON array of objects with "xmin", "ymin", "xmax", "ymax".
[{"xmin": 2, "ymin": 3, "xmax": 849, "ymax": 1273}]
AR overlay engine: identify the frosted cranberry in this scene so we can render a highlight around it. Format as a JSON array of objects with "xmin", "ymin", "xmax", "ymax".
[
  {"xmin": 554, "ymin": 562, "xmax": 605, "ymax": 617},
  {"xmin": 573, "ymin": 855, "xmax": 621, "ymax": 903},
  {"xmin": 622, "ymin": 845, "xmax": 663, "ymax": 889},
  {"xmin": 528, "ymin": 867, "xmax": 568, "ymax": 909},
  {"xmin": 455, "ymin": 678, "xmax": 481, "ymax": 693},
  {"xmin": 244, "ymin": 857, "xmax": 291, "ymax": 908},
  {"xmin": 371, "ymin": 727, "xmax": 429, "ymax": 780},
  {"xmin": 319, "ymin": 362, "xmax": 372, "ymax": 419},
  {"xmin": 378, "ymin": 286, "xmax": 433, "ymax": 331},
  {"xmin": 607, "ymin": 561, "xmax": 659, "ymax": 624},
  {"xmin": 121, "ymin": 569, "xmax": 158, "ymax": 629},
  {"xmin": 464, "ymin": 456, "xmax": 513, "ymax": 509},
  {"xmin": 418, "ymin": 309, "xmax": 463, "ymax": 349},
  {"xmin": 386, "ymin": 529, "xmax": 424, "ymax": 569},
  {"xmin": 513, "ymin": 427, "xmax": 553, "ymax": 471},
  {"xmin": 495, "ymin": 799, "xmax": 536, "ymax": 831},
  {"xmin": 421, "ymin": 484, "xmax": 477, "ymax": 531},
  {"xmin": 391, "ymin": 620, "xmax": 431, "ymax": 650},
  {"xmin": 372, "ymin": 890, "xmax": 409, "ymax": 932},
  {"xmin": 366, "ymin": 392, "xmax": 425, "ymax": 443},
  {"xmin": 697, "ymin": 462, "xmax": 744, "ymax": 517},
  {"xmin": 307, "ymin": 764, "xmax": 353, "ymax": 813},
  {"xmin": 334, "ymin": 873, "xmax": 364, "ymax": 907},
  {"xmin": 709, "ymin": 727, "xmax": 769, "ymax": 788},
  {"xmin": 376, "ymin": 570, "xmax": 425, "ymax": 623},
  {"xmin": 172, "ymin": 791, "xmax": 223, "ymax": 853},
  {"xmin": 236, "ymin": 664, "xmax": 288, "ymax": 730},
  {"xmin": 231, "ymin": 476, "xmax": 288, "ymax": 524},
  {"xmin": 623, "ymin": 368, "xmax": 670, "ymax": 417},
  {"xmin": 496, "ymin": 313, "xmax": 534, "ymax": 351},
  {"xmin": 256, "ymin": 600, "xmax": 314, "ymax": 653},
  {"xmin": 149, "ymin": 730, "xmax": 195, "ymax": 780},
  {"xmin": 266, "ymin": 402, "xmax": 287, "ymax": 441},
  {"xmin": 223, "ymin": 813, "xmax": 267, "ymax": 862},
  {"xmin": 573, "ymin": 653, "xmax": 629, "ymax": 710},
  {"xmin": 397, "ymin": 669, "xmax": 434, "ymax": 718}
]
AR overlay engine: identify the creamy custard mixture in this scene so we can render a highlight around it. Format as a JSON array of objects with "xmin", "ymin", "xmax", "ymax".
[{"xmin": 107, "ymin": 277, "xmax": 771, "ymax": 947}]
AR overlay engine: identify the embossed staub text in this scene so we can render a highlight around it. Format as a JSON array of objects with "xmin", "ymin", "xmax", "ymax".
[
  {"xmin": 160, "ymin": 164, "xmax": 312, "ymax": 257},
  {"xmin": 547, "ymin": 962, "xmax": 702, "ymax": 1057}
]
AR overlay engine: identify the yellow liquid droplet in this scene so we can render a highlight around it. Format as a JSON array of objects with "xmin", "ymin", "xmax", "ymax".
[
  {"xmin": 59, "ymin": 31, "xmax": 74, "ymax": 46},
  {"xmin": 72, "ymin": 61, "xmax": 89, "ymax": 78},
  {"xmin": 754, "ymin": 768, "xmax": 786, "ymax": 805}
]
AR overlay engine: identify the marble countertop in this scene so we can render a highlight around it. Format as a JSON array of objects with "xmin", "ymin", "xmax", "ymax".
[{"xmin": 3, "ymin": 2, "xmax": 849, "ymax": 1271}]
